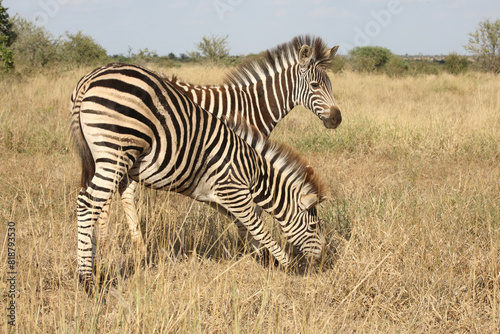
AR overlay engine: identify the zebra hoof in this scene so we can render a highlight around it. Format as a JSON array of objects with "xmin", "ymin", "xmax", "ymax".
[{"xmin": 78, "ymin": 273, "xmax": 94, "ymax": 295}]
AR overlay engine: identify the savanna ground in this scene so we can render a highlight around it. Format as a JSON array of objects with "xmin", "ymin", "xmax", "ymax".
[{"xmin": 0, "ymin": 64, "xmax": 499, "ymax": 333}]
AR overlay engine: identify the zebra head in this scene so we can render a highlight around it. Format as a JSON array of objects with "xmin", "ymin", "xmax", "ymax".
[
  {"xmin": 295, "ymin": 43, "xmax": 342, "ymax": 130},
  {"xmin": 282, "ymin": 188, "xmax": 328, "ymax": 264}
]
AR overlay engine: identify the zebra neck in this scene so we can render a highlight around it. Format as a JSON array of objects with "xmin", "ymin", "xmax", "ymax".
[
  {"xmin": 251, "ymin": 156, "xmax": 294, "ymax": 222},
  {"xmin": 170, "ymin": 75, "xmax": 296, "ymax": 137},
  {"xmin": 251, "ymin": 158, "xmax": 276, "ymax": 211}
]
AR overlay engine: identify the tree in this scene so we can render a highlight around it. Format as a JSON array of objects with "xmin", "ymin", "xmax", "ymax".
[
  {"xmin": 11, "ymin": 15, "xmax": 56, "ymax": 67},
  {"xmin": 349, "ymin": 46, "xmax": 393, "ymax": 72},
  {"xmin": 167, "ymin": 52, "xmax": 177, "ymax": 60},
  {"xmin": 193, "ymin": 34, "xmax": 230, "ymax": 64},
  {"xmin": 58, "ymin": 31, "xmax": 108, "ymax": 65},
  {"xmin": 0, "ymin": 0, "xmax": 16, "ymax": 70},
  {"xmin": 464, "ymin": 18, "xmax": 500, "ymax": 74},
  {"xmin": 12, "ymin": 16, "xmax": 108, "ymax": 68}
]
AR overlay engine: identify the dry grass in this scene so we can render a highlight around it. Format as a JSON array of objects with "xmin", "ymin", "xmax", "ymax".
[{"xmin": 0, "ymin": 65, "xmax": 499, "ymax": 333}]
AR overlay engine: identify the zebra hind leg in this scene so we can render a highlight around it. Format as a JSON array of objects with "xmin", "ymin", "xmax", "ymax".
[
  {"xmin": 76, "ymin": 166, "xmax": 126, "ymax": 294},
  {"xmin": 119, "ymin": 179, "xmax": 144, "ymax": 251},
  {"xmin": 96, "ymin": 198, "xmax": 112, "ymax": 251},
  {"xmin": 117, "ymin": 178, "xmax": 147, "ymax": 279},
  {"xmin": 96, "ymin": 178, "xmax": 144, "ymax": 258}
]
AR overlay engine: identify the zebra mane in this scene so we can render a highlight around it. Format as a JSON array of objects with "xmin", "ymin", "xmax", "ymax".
[
  {"xmin": 224, "ymin": 35, "xmax": 334, "ymax": 86},
  {"xmin": 225, "ymin": 114, "xmax": 325, "ymax": 197}
]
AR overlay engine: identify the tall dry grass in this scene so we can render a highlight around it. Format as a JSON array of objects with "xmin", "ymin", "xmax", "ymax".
[{"xmin": 0, "ymin": 65, "xmax": 499, "ymax": 333}]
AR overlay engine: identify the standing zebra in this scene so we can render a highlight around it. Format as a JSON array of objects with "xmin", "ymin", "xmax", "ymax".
[
  {"xmin": 70, "ymin": 63, "xmax": 327, "ymax": 288},
  {"xmin": 172, "ymin": 35, "xmax": 342, "ymax": 136},
  {"xmin": 95, "ymin": 35, "xmax": 341, "ymax": 253}
]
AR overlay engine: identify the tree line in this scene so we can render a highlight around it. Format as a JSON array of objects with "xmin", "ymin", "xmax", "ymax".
[{"xmin": 1, "ymin": 1, "xmax": 499, "ymax": 75}]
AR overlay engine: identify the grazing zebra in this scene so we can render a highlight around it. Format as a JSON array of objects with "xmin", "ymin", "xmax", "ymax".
[
  {"xmin": 96, "ymin": 35, "xmax": 341, "ymax": 253},
  {"xmin": 70, "ymin": 63, "xmax": 327, "ymax": 288}
]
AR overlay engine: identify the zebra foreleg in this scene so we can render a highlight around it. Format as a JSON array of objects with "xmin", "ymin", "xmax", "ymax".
[
  {"xmin": 222, "ymin": 198, "xmax": 290, "ymax": 268},
  {"xmin": 207, "ymin": 201, "xmax": 264, "ymax": 258},
  {"xmin": 234, "ymin": 206, "xmax": 266, "ymax": 258},
  {"xmin": 244, "ymin": 219, "xmax": 290, "ymax": 267}
]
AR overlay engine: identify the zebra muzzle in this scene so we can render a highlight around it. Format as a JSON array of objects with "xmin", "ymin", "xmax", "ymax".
[{"xmin": 321, "ymin": 105, "xmax": 342, "ymax": 129}]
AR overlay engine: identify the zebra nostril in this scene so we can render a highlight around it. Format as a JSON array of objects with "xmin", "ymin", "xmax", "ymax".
[{"xmin": 331, "ymin": 106, "xmax": 342, "ymax": 125}]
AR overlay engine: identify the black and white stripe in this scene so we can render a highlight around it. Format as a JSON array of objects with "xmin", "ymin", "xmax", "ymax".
[{"xmin": 70, "ymin": 63, "xmax": 327, "ymax": 288}]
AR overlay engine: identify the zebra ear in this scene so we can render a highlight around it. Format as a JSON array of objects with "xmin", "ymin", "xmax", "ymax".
[
  {"xmin": 299, "ymin": 44, "xmax": 312, "ymax": 67},
  {"xmin": 299, "ymin": 193, "xmax": 322, "ymax": 210},
  {"xmin": 326, "ymin": 46, "xmax": 339, "ymax": 59}
]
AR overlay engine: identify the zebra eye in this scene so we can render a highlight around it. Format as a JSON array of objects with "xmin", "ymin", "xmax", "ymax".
[{"xmin": 310, "ymin": 81, "xmax": 320, "ymax": 89}]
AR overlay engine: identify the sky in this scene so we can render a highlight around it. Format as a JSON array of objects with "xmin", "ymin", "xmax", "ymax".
[{"xmin": 4, "ymin": 0, "xmax": 500, "ymax": 57}]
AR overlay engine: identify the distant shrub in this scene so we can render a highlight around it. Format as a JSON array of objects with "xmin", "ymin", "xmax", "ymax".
[
  {"xmin": 350, "ymin": 55, "xmax": 376, "ymax": 72},
  {"xmin": 329, "ymin": 55, "xmax": 346, "ymax": 73},
  {"xmin": 11, "ymin": 17, "xmax": 108, "ymax": 68},
  {"xmin": 349, "ymin": 46, "xmax": 393, "ymax": 72},
  {"xmin": 11, "ymin": 15, "xmax": 57, "ymax": 67},
  {"xmin": 445, "ymin": 53, "xmax": 469, "ymax": 74},
  {"xmin": 129, "ymin": 47, "xmax": 158, "ymax": 66},
  {"xmin": 109, "ymin": 54, "xmax": 129, "ymax": 63},
  {"xmin": 385, "ymin": 56, "xmax": 409, "ymax": 77},
  {"xmin": 407, "ymin": 59, "xmax": 441, "ymax": 76},
  {"xmin": 348, "ymin": 46, "xmax": 411, "ymax": 77},
  {"xmin": 58, "ymin": 31, "xmax": 108, "ymax": 65},
  {"xmin": 190, "ymin": 34, "xmax": 230, "ymax": 65}
]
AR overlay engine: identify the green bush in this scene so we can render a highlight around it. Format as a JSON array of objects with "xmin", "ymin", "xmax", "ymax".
[
  {"xmin": 10, "ymin": 17, "xmax": 109, "ymax": 69},
  {"xmin": 407, "ymin": 59, "xmax": 441, "ymax": 76},
  {"xmin": 349, "ymin": 46, "xmax": 393, "ymax": 72},
  {"xmin": 385, "ymin": 56, "xmax": 409, "ymax": 77},
  {"xmin": 11, "ymin": 15, "xmax": 57, "ymax": 67},
  {"xmin": 330, "ymin": 55, "xmax": 347, "ymax": 73},
  {"xmin": 0, "ymin": 0, "xmax": 16, "ymax": 71},
  {"xmin": 445, "ymin": 53, "xmax": 469, "ymax": 74},
  {"xmin": 348, "ymin": 46, "xmax": 410, "ymax": 77},
  {"xmin": 58, "ymin": 31, "xmax": 108, "ymax": 65}
]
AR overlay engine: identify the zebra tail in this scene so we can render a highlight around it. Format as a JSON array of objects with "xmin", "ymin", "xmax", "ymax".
[{"xmin": 69, "ymin": 87, "xmax": 95, "ymax": 190}]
